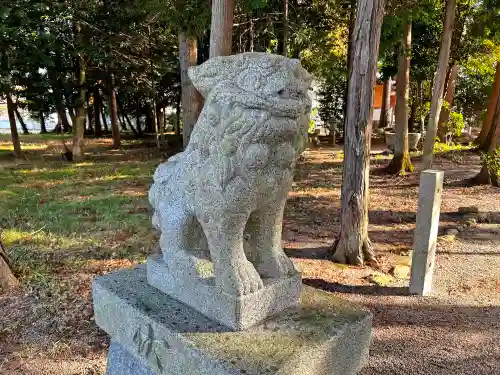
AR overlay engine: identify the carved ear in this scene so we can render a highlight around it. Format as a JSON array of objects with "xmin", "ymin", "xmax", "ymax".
[{"xmin": 188, "ymin": 56, "xmax": 233, "ymax": 97}]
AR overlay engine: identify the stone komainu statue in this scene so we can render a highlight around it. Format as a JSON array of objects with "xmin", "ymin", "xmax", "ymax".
[{"xmin": 149, "ymin": 52, "xmax": 312, "ymax": 297}]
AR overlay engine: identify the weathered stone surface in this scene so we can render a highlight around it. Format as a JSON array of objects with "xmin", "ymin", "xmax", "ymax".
[
  {"xmin": 445, "ymin": 228, "xmax": 459, "ymax": 236},
  {"xmin": 94, "ymin": 266, "xmax": 372, "ymax": 375},
  {"xmin": 147, "ymin": 253, "xmax": 301, "ymax": 330},
  {"xmin": 410, "ymin": 170, "xmax": 444, "ymax": 296},
  {"xmin": 106, "ymin": 341, "xmax": 156, "ymax": 375},
  {"xmin": 148, "ymin": 52, "xmax": 312, "ymax": 299},
  {"xmin": 458, "ymin": 206, "xmax": 479, "ymax": 214}
]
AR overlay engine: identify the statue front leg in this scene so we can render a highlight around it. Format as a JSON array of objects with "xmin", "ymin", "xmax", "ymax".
[
  {"xmin": 201, "ymin": 212, "xmax": 263, "ymax": 296},
  {"xmin": 246, "ymin": 200, "xmax": 297, "ymax": 279}
]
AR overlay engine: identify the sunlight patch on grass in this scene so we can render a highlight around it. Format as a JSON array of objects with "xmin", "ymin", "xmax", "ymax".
[{"xmin": 0, "ymin": 142, "xmax": 48, "ymax": 151}]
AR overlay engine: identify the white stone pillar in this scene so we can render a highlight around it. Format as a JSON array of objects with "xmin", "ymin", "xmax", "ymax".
[{"xmin": 410, "ymin": 170, "xmax": 444, "ymax": 295}]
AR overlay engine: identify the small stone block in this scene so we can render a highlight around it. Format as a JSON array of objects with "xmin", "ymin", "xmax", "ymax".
[
  {"xmin": 93, "ymin": 266, "xmax": 372, "ymax": 375},
  {"xmin": 147, "ymin": 254, "xmax": 301, "ymax": 330}
]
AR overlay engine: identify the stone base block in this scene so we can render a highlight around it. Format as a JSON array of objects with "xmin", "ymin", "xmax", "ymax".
[
  {"xmin": 147, "ymin": 253, "xmax": 302, "ymax": 330},
  {"xmin": 93, "ymin": 266, "xmax": 372, "ymax": 375}
]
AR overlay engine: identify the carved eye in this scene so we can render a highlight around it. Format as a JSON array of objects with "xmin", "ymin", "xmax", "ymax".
[{"xmin": 277, "ymin": 89, "xmax": 285, "ymax": 96}]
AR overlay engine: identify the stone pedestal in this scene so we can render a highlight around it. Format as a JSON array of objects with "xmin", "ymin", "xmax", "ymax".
[
  {"xmin": 147, "ymin": 254, "xmax": 301, "ymax": 330},
  {"xmin": 93, "ymin": 266, "xmax": 372, "ymax": 375}
]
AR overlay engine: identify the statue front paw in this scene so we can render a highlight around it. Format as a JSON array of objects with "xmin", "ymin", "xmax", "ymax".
[
  {"xmin": 256, "ymin": 250, "xmax": 297, "ymax": 279},
  {"xmin": 217, "ymin": 259, "xmax": 264, "ymax": 296}
]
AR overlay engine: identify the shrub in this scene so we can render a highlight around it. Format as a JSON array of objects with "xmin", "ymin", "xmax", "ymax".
[{"xmin": 480, "ymin": 148, "xmax": 500, "ymax": 185}]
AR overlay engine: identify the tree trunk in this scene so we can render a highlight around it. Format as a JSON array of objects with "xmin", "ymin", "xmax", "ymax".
[
  {"xmin": 56, "ymin": 104, "xmax": 72, "ymax": 133},
  {"xmin": 331, "ymin": 0, "xmax": 385, "ymax": 265},
  {"xmin": 283, "ymin": 0, "xmax": 289, "ymax": 56},
  {"xmin": 475, "ymin": 93, "xmax": 500, "ymax": 185},
  {"xmin": 379, "ymin": 77, "xmax": 391, "ymax": 129},
  {"xmin": 117, "ymin": 98, "xmax": 139, "ymax": 137},
  {"xmin": 136, "ymin": 97, "xmax": 143, "ymax": 136},
  {"xmin": 94, "ymin": 87, "xmax": 102, "ymax": 137},
  {"xmin": 7, "ymin": 93, "xmax": 21, "ymax": 157},
  {"xmin": 476, "ymin": 61, "xmax": 500, "ymax": 150},
  {"xmin": 72, "ymin": 26, "xmax": 86, "ymax": 162},
  {"xmin": 101, "ymin": 106, "xmax": 109, "ymax": 133},
  {"xmin": 422, "ymin": 0, "xmax": 457, "ymax": 170},
  {"xmin": 179, "ymin": 32, "xmax": 203, "ymax": 148},
  {"xmin": 387, "ymin": 22, "xmax": 413, "ymax": 175},
  {"xmin": 209, "ymin": 0, "xmax": 234, "ymax": 57},
  {"xmin": 108, "ymin": 73, "xmax": 121, "ymax": 149},
  {"xmin": 437, "ymin": 63, "xmax": 459, "ymax": 141},
  {"xmin": 249, "ymin": 13, "xmax": 254, "ymax": 52},
  {"xmin": 39, "ymin": 111, "xmax": 47, "ymax": 134},
  {"xmin": 14, "ymin": 108, "xmax": 29, "ymax": 134},
  {"xmin": 0, "ymin": 241, "xmax": 19, "ymax": 293}
]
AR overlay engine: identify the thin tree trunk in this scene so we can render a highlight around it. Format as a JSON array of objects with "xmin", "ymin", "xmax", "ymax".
[
  {"xmin": 387, "ymin": 22, "xmax": 413, "ymax": 174},
  {"xmin": 108, "ymin": 72, "xmax": 121, "ymax": 148},
  {"xmin": 117, "ymin": 97, "xmax": 139, "ymax": 137},
  {"xmin": 101, "ymin": 106, "xmax": 109, "ymax": 133},
  {"xmin": 136, "ymin": 97, "xmax": 143, "ymax": 136},
  {"xmin": 0, "ymin": 240, "xmax": 19, "ymax": 293},
  {"xmin": 7, "ymin": 93, "xmax": 21, "ymax": 157},
  {"xmin": 209, "ymin": 0, "xmax": 234, "ymax": 57},
  {"xmin": 39, "ymin": 111, "xmax": 47, "ymax": 134},
  {"xmin": 422, "ymin": 0, "xmax": 457, "ymax": 170},
  {"xmin": 72, "ymin": 50, "xmax": 86, "ymax": 161},
  {"xmin": 14, "ymin": 108, "xmax": 29, "ymax": 134},
  {"xmin": 179, "ymin": 32, "xmax": 203, "ymax": 148},
  {"xmin": 476, "ymin": 61, "xmax": 500, "ymax": 150},
  {"xmin": 94, "ymin": 87, "xmax": 102, "ymax": 137},
  {"xmin": 56, "ymin": 104, "xmax": 72, "ymax": 133},
  {"xmin": 283, "ymin": 0, "xmax": 289, "ymax": 56},
  {"xmin": 249, "ymin": 13, "xmax": 254, "ymax": 52},
  {"xmin": 438, "ymin": 63, "xmax": 459, "ymax": 141},
  {"xmin": 379, "ymin": 77, "xmax": 391, "ymax": 129},
  {"xmin": 331, "ymin": 0, "xmax": 385, "ymax": 265}
]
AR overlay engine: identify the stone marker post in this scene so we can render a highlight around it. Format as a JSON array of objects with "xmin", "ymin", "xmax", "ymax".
[{"xmin": 410, "ymin": 170, "xmax": 444, "ymax": 295}]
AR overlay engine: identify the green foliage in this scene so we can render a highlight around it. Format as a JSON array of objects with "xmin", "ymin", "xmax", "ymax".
[{"xmin": 480, "ymin": 147, "xmax": 500, "ymax": 181}]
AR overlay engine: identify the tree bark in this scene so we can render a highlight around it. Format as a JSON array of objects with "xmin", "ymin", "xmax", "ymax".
[
  {"xmin": 94, "ymin": 87, "xmax": 102, "ymax": 137},
  {"xmin": 7, "ymin": 93, "xmax": 21, "ymax": 157},
  {"xmin": 387, "ymin": 22, "xmax": 413, "ymax": 174},
  {"xmin": 379, "ymin": 77, "xmax": 391, "ymax": 129},
  {"xmin": 437, "ymin": 63, "xmax": 459, "ymax": 141},
  {"xmin": 343, "ymin": 0, "xmax": 356, "ymax": 136},
  {"xmin": 179, "ymin": 32, "xmax": 203, "ymax": 148},
  {"xmin": 476, "ymin": 61, "xmax": 500, "ymax": 150},
  {"xmin": 39, "ymin": 111, "xmax": 47, "ymax": 134},
  {"xmin": 14, "ymin": 108, "xmax": 29, "ymax": 134},
  {"xmin": 108, "ymin": 72, "xmax": 121, "ymax": 149},
  {"xmin": 422, "ymin": 0, "xmax": 457, "ymax": 170},
  {"xmin": 209, "ymin": 0, "xmax": 234, "ymax": 57},
  {"xmin": 0, "ymin": 240, "xmax": 19, "ymax": 293},
  {"xmin": 331, "ymin": 0, "xmax": 385, "ymax": 265},
  {"xmin": 72, "ymin": 25, "xmax": 86, "ymax": 162}
]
